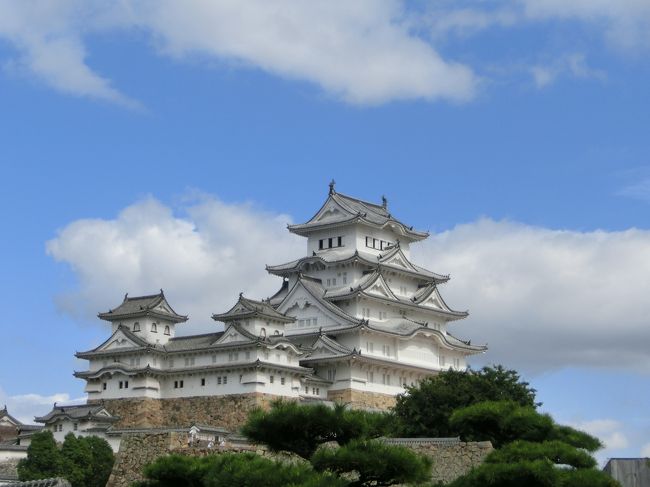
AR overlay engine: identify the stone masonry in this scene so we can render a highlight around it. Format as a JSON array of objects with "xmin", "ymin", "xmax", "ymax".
[
  {"xmin": 326, "ymin": 389, "xmax": 397, "ymax": 410},
  {"xmin": 106, "ymin": 432, "xmax": 492, "ymax": 487},
  {"xmin": 91, "ymin": 394, "xmax": 278, "ymax": 431}
]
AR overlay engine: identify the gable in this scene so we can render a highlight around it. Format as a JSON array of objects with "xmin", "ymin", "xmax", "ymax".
[
  {"xmin": 380, "ymin": 248, "xmax": 418, "ymax": 272},
  {"xmin": 418, "ymin": 287, "xmax": 450, "ymax": 311},
  {"xmin": 97, "ymin": 329, "xmax": 144, "ymax": 351},
  {"xmin": 278, "ymin": 282, "xmax": 352, "ymax": 329},
  {"xmin": 213, "ymin": 325, "xmax": 256, "ymax": 344},
  {"xmin": 312, "ymin": 198, "xmax": 352, "ymax": 224},
  {"xmin": 0, "ymin": 416, "xmax": 18, "ymax": 426}
]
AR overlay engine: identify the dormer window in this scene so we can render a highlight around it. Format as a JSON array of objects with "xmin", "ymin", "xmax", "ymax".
[
  {"xmin": 164, "ymin": 326, "xmax": 170, "ymax": 335},
  {"xmin": 318, "ymin": 236, "xmax": 343, "ymax": 250},
  {"xmin": 133, "ymin": 322, "xmax": 140, "ymax": 332},
  {"xmin": 151, "ymin": 323, "xmax": 158, "ymax": 333}
]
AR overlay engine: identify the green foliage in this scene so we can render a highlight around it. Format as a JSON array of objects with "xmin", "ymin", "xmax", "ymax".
[
  {"xmin": 310, "ymin": 439, "xmax": 431, "ymax": 487},
  {"xmin": 449, "ymin": 401, "xmax": 553, "ymax": 448},
  {"xmin": 448, "ymin": 401, "xmax": 603, "ymax": 451},
  {"xmin": 134, "ymin": 453, "xmax": 347, "ymax": 487},
  {"xmin": 17, "ymin": 431, "xmax": 62, "ymax": 481},
  {"xmin": 448, "ymin": 459, "xmax": 620, "ymax": 487},
  {"xmin": 17, "ymin": 431, "xmax": 114, "ymax": 487},
  {"xmin": 548, "ymin": 425, "xmax": 603, "ymax": 452},
  {"xmin": 487, "ymin": 441, "xmax": 597, "ymax": 469},
  {"xmin": 242, "ymin": 401, "xmax": 390, "ymax": 459},
  {"xmin": 83, "ymin": 435, "xmax": 116, "ymax": 487},
  {"xmin": 60, "ymin": 433, "xmax": 93, "ymax": 487},
  {"xmin": 392, "ymin": 365, "xmax": 538, "ymax": 437}
]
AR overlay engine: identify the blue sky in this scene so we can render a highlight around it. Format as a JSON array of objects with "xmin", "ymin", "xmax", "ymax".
[{"xmin": 1, "ymin": 0, "xmax": 649, "ymax": 463}]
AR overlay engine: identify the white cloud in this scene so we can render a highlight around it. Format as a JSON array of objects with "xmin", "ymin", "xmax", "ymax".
[
  {"xmin": 530, "ymin": 53, "xmax": 606, "ymax": 88},
  {"xmin": 0, "ymin": 0, "xmax": 477, "ymax": 106},
  {"xmin": 0, "ymin": 1, "xmax": 140, "ymax": 108},
  {"xmin": 641, "ymin": 442, "xmax": 650, "ymax": 457},
  {"xmin": 0, "ymin": 386, "xmax": 84, "ymax": 425},
  {"xmin": 520, "ymin": 0, "xmax": 650, "ymax": 50},
  {"xmin": 46, "ymin": 195, "xmax": 304, "ymax": 334},
  {"xmin": 570, "ymin": 419, "xmax": 629, "ymax": 450},
  {"xmin": 412, "ymin": 219, "xmax": 650, "ymax": 373}
]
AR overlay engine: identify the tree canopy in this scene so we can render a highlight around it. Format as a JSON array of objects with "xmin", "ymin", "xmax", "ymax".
[
  {"xmin": 135, "ymin": 453, "xmax": 347, "ymax": 487},
  {"xmin": 241, "ymin": 401, "xmax": 391, "ymax": 459},
  {"xmin": 17, "ymin": 431, "xmax": 114, "ymax": 487},
  {"xmin": 310, "ymin": 439, "xmax": 431, "ymax": 487},
  {"xmin": 392, "ymin": 365, "xmax": 538, "ymax": 437}
]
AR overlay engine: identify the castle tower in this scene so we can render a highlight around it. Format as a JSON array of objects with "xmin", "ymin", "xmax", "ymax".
[{"xmin": 263, "ymin": 182, "xmax": 485, "ymax": 407}]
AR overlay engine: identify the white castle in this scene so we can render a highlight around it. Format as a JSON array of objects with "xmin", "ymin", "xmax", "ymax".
[{"xmin": 74, "ymin": 183, "xmax": 485, "ymax": 409}]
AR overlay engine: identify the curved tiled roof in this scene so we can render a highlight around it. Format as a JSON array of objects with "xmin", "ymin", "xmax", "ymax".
[
  {"xmin": 35, "ymin": 404, "xmax": 117, "ymax": 424},
  {"xmin": 98, "ymin": 290, "xmax": 187, "ymax": 323},
  {"xmin": 266, "ymin": 248, "xmax": 448, "ymax": 283},
  {"xmin": 212, "ymin": 294, "xmax": 294, "ymax": 323},
  {"xmin": 288, "ymin": 190, "xmax": 428, "ymax": 242}
]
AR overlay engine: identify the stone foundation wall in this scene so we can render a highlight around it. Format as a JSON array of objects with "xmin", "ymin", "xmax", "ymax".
[
  {"xmin": 327, "ymin": 388, "xmax": 396, "ymax": 410},
  {"xmin": 106, "ymin": 433, "xmax": 491, "ymax": 487},
  {"xmin": 383, "ymin": 439, "xmax": 493, "ymax": 484},
  {"xmin": 91, "ymin": 394, "xmax": 280, "ymax": 431},
  {"xmin": 106, "ymin": 433, "xmax": 302, "ymax": 487}
]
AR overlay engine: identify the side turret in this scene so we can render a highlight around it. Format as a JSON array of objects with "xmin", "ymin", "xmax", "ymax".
[{"xmin": 97, "ymin": 290, "xmax": 187, "ymax": 345}]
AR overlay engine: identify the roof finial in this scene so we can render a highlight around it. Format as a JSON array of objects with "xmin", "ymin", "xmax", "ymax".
[
  {"xmin": 239, "ymin": 291, "xmax": 244, "ymax": 299},
  {"xmin": 329, "ymin": 179, "xmax": 336, "ymax": 195},
  {"xmin": 124, "ymin": 293, "xmax": 128, "ymax": 301},
  {"xmin": 382, "ymin": 195, "xmax": 388, "ymax": 209},
  {"xmin": 160, "ymin": 288, "xmax": 164, "ymax": 296}
]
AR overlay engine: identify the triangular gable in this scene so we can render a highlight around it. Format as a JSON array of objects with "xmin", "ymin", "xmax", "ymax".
[
  {"xmin": 307, "ymin": 335, "xmax": 351, "ymax": 360},
  {"xmin": 213, "ymin": 324, "xmax": 257, "ymax": 345},
  {"xmin": 94, "ymin": 327, "xmax": 147, "ymax": 352},
  {"xmin": 312, "ymin": 196, "xmax": 354, "ymax": 224},
  {"xmin": 379, "ymin": 247, "xmax": 418, "ymax": 273},
  {"xmin": 277, "ymin": 279, "xmax": 358, "ymax": 327},
  {"xmin": 362, "ymin": 273, "xmax": 398, "ymax": 300},
  {"xmin": 416, "ymin": 286, "xmax": 451, "ymax": 312}
]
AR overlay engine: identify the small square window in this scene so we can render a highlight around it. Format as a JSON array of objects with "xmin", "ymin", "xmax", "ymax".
[
  {"xmin": 337, "ymin": 236, "xmax": 342, "ymax": 247},
  {"xmin": 124, "ymin": 381, "xmax": 129, "ymax": 388},
  {"xmin": 270, "ymin": 375, "xmax": 274, "ymax": 384},
  {"xmin": 201, "ymin": 378, "xmax": 206, "ymax": 386},
  {"xmin": 217, "ymin": 377, "xmax": 222, "ymax": 385},
  {"xmin": 73, "ymin": 423, "xmax": 78, "ymax": 431},
  {"xmin": 102, "ymin": 382, "xmax": 107, "ymax": 390},
  {"xmin": 280, "ymin": 377, "xmax": 285, "ymax": 385},
  {"xmin": 223, "ymin": 376, "xmax": 228, "ymax": 384}
]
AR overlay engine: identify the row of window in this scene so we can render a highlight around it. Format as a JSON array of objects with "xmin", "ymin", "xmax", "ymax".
[
  {"xmin": 364, "ymin": 342, "xmax": 392, "ymax": 356},
  {"xmin": 297, "ymin": 317, "xmax": 318, "ymax": 328},
  {"xmin": 51, "ymin": 423, "xmax": 77, "ymax": 432},
  {"xmin": 269, "ymin": 375, "xmax": 286, "ymax": 385},
  {"xmin": 361, "ymin": 308, "xmax": 393, "ymax": 320},
  {"xmin": 318, "ymin": 236, "xmax": 343, "ymax": 250},
  {"xmin": 305, "ymin": 386, "xmax": 320, "ymax": 395},
  {"xmin": 132, "ymin": 322, "xmax": 170, "ymax": 335},
  {"xmin": 325, "ymin": 271, "xmax": 347, "ymax": 287},
  {"xmin": 365, "ymin": 236, "xmax": 393, "ymax": 250}
]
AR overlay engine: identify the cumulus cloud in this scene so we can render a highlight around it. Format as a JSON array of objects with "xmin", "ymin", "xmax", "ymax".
[
  {"xmin": 0, "ymin": 0, "xmax": 477, "ymax": 106},
  {"xmin": 48, "ymin": 197, "xmax": 650, "ymax": 374},
  {"xmin": 0, "ymin": 385, "xmax": 84, "ymax": 424},
  {"xmin": 46, "ymin": 195, "xmax": 303, "ymax": 334},
  {"xmin": 412, "ymin": 219, "xmax": 650, "ymax": 373}
]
